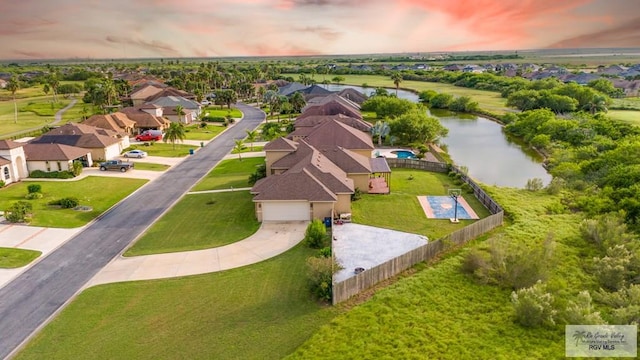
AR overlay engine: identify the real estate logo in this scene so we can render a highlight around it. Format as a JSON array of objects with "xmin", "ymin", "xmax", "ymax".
[{"xmin": 566, "ymin": 325, "xmax": 637, "ymax": 357}]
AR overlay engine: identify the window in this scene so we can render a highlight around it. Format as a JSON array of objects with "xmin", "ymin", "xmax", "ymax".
[{"xmin": 3, "ymin": 167, "xmax": 9, "ymax": 180}]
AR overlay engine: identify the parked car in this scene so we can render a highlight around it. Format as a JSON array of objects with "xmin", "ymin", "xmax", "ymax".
[
  {"xmin": 201, "ymin": 100, "xmax": 211, "ymax": 106},
  {"xmin": 99, "ymin": 160, "xmax": 134, "ymax": 172},
  {"xmin": 135, "ymin": 130, "xmax": 163, "ymax": 141},
  {"xmin": 123, "ymin": 149, "xmax": 148, "ymax": 158}
]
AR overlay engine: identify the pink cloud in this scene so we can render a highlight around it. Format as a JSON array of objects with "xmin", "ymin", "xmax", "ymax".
[
  {"xmin": 227, "ymin": 42, "xmax": 323, "ymax": 56},
  {"xmin": 548, "ymin": 17, "xmax": 640, "ymax": 48}
]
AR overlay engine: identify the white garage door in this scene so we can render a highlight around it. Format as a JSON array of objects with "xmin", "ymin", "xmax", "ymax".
[{"xmin": 262, "ymin": 202, "xmax": 310, "ymax": 221}]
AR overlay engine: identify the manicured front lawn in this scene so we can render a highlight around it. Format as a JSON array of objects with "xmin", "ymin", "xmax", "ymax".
[
  {"xmin": 192, "ymin": 157, "xmax": 264, "ymax": 191},
  {"xmin": 231, "ymin": 145, "xmax": 264, "ymax": 154},
  {"xmin": 352, "ymin": 168, "xmax": 491, "ymax": 240},
  {"xmin": 0, "ymin": 247, "xmax": 41, "ymax": 268},
  {"xmin": 184, "ymin": 124, "xmax": 226, "ymax": 141},
  {"xmin": 125, "ymin": 191, "xmax": 260, "ymax": 256},
  {"xmin": 0, "ymin": 177, "xmax": 147, "ymax": 228},
  {"xmin": 132, "ymin": 142, "xmax": 194, "ymax": 157},
  {"xmin": 15, "ymin": 244, "xmax": 337, "ymax": 360},
  {"xmin": 203, "ymin": 107, "xmax": 243, "ymax": 118},
  {"xmin": 130, "ymin": 162, "xmax": 170, "ymax": 171}
]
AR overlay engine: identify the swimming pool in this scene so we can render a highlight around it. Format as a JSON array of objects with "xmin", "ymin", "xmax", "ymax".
[{"xmin": 391, "ymin": 150, "xmax": 416, "ymax": 159}]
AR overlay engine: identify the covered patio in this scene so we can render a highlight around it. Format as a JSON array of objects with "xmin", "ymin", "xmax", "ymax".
[{"xmin": 368, "ymin": 157, "xmax": 391, "ymax": 194}]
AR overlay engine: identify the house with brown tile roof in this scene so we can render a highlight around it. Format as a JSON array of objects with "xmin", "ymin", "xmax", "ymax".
[
  {"xmin": 145, "ymin": 88, "xmax": 196, "ymax": 103},
  {"xmin": 130, "ymin": 85, "xmax": 164, "ymax": 106},
  {"xmin": 23, "ymin": 143, "xmax": 92, "ymax": 172},
  {"xmin": 302, "ymin": 119, "xmax": 374, "ymax": 158},
  {"xmin": 293, "ymin": 113, "xmax": 372, "ymax": 134},
  {"xmin": 337, "ymin": 88, "xmax": 368, "ymax": 104},
  {"xmin": 31, "ymin": 123, "xmax": 127, "ymax": 162},
  {"xmin": 83, "ymin": 112, "xmax": 136, "ymax": 135},
  {"xmin": 0, "ymin": 140, "xmax": 28, "ymax": 185},
  {"xmin": 120, "ymin": 105, "xmax": 171, "ymax": 132},
  {"xmin": 299, "ymin": 94, "xmax": 362, "ymax": 120}
]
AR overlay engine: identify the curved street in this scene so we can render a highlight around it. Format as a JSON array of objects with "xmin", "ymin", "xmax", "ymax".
[{"xmin": 0, "ymin": 103, "xmax": 265, "ymax": 359}]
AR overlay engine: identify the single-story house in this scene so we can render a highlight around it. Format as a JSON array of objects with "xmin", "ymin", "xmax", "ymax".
[
  {"xmin": 299, "ymin": 94, "xmax": 362, "ymax": 120},
  {"xmin": 31, "ymin": 123, "xmax": 127, "ymax": 162},
  {"xmin": 120, "ymin": 105, "xmax": 171, "ymax": 133},
  {"xmin": 23, "ymin": 143, "xmax": 92, "ymax": 171},
  {"xmin": 150, "ymin": 96, "xmax": 201, "ymax": 124},
  {"xmin": 83, "ymin": 112, "xmax": 137, "ymax": 135}
]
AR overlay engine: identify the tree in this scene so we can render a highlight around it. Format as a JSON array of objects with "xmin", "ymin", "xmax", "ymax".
[
  {"xmin": 43, "ymin": 83, "xmax": 50, "ymax": 96},
  {"xmin": 7, "ymin": 76, "xmax": 20, "ymax": 124},
  {"xmin": 429, "ymin": 93, "xmax": 454, "ymax": 109},
  {"xmin": 174, "ymin": 105, "xmax": 185, "ymax": 123},
  {"xmin": 587, "ymin": 78, "xmax": 624, "ymax": 98},
  {"xmin": 371, "ymin": 121, "xmax": 390, "ymax": 146},
  {"xmin": 389, "ymin": 107, "xmax": 448, "ymax": 144},
  {"xmin": 46, "ymin": 73, "xmax": 60, "ymax": 103},
  {"xmin": 391, "ymin": 72, "xmax": 403, "ymax": 96},
  {"xmin": 245, "ymin": 129, "xmax": 258, "ymax": 151},
  {"xmin": 163, "ymin": 122, "xmax": 186, "ymax": 149},
  {"xmin": 290, "ymin": 91, "xmax": 306, "ymax": 113},
  {"xmin": 361, "ymin": 96, "xmax": 415, "ymax": 118},
  {"xmin": 331, "ymin": 76, "xmax": 345, "ymax": 85},
  {"xmin": 233, "ymin": 139, "xmax": 246, "ymax": 161},
  {"xmin": 507, "ymin": 90, "xmax": 541, "ymax": 111}
]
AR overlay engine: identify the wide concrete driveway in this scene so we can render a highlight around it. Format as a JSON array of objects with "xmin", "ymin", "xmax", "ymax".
[{"xmin": 87, "ymin": 221, "xmax": 307, "ymax": 287}]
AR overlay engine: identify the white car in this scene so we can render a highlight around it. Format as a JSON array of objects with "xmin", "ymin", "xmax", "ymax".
[
  {"xmin": 123, "ymin": 149, "xmax": 148, "ymax": 158},
  {"xmin": 201, "ymin": 100, "xmax": 211, "ymax": 106}
]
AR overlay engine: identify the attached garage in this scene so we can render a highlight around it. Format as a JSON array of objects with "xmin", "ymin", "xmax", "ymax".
[{"xmin": 261, "ymin": 202, "xmax": 310, "ymax": 221}]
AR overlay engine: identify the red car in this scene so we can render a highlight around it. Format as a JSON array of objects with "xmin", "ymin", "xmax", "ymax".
[{"xmin": 135, "ymin": 130, "xmax": 162, "ymax": 141}]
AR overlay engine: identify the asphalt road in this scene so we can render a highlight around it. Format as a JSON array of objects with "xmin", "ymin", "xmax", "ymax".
[{"xmin": 0, "ymin": 103, "xmax": 265, "ymax": 359}]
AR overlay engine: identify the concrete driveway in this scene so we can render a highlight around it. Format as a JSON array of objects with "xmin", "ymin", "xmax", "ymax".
[{"xmin": 87, "ymin": 221, "xmax": 307, "ymax": 287}]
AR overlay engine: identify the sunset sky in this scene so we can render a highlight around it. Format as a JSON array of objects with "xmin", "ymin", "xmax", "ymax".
[{"xmin": 0, "ymin": 0, "xmax": 638, "ymax": 60}]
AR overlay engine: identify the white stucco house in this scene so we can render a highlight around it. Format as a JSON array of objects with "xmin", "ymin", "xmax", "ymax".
[{"xmin": 0, "ymin": 140, "xmax": 28, "ymax": 185}]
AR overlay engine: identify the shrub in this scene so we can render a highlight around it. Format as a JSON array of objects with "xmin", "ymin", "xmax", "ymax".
[
  {"xmin": 202, "ymin": 116, "xmax": 226, "ymax": 123},
  {"xmin": 592, "ymin": 245, "xmax": 634, "ymax": 291},
  {"xmin": 580, "ymin": 212, "xmax": 635, "ymax": 251},
  {"xmin": 0, "ymin": 180, "xmax": 5, "ymax": 188},
  {"xmin": 29, "ymin": 170, "xmax": 74, "ymax": 179},
  {"xmin": 5, "ymin": 201, "xmax": 33, "ymax": 223},
  {"xmin": 545, "ymin": 201, "xmax": 566, "ymax": 215},
  {"xmin": 200, "ymin": 121, "xmax": 208, "ymax": 128},
  {"xmin": 72, "ymin": 161, "xmax": 83, "ymax": 176},
  {"xmin": 462, "ymin": 235, "xmax": 555, "ymax": 289},
  {"xmin": 562, "ymin": 291, "xmax": 606, "ymax": 325},
  {"xmin": 27, "ymin": 184, "xmax": 41, "ymax": 194},
  {"xmin": 247, "ymin": 164, "xmax": 266, "ymax": 186},
  {"xmin": 304, "ymin": 219, "xmax": 328, "ymax": 249},
  {"xmin": 461, "ymin": 183, "xmax": 473, "ymax": 194},
  {"xmin": 525, "ymin": 178, "xmax": 544, "ymax": 191},
  {"xmin": 25, "ymin": 192, "xmax": 43, "ymax": 200},
  {"xmin": 59, "ymin": 197, "xmax": 80, "ymax": 209},
  {"xmin": 594, "ymin": 285, "xmax": 640, "ymax": 325},
  {"xmin": 511, "ymin": 281, "xmax": 557, "ymax": 328},
  {"xmin": 306, "ymin": 256, "xmax": 339, "ymax": 302},
  {"xmin": 351, "ymin": 187, "xmax": 362, "ymax": 201},
  {"xmin": 546, "ymin": 177, "xmax": 566, "ymax": 195},
  {"xmin": 318, "ymin": 247, "xmax": 332, "ymax": 258}
]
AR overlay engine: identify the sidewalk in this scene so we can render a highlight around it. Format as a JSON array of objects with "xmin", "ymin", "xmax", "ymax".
[{"xmin": 86, "ymin": 221, "xmax": 307, "ymax": 287}]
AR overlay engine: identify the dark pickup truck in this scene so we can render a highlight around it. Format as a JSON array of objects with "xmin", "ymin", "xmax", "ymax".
[{"xmin": 99, "ymin": 160, "xmax": 134, "ymax": 172}]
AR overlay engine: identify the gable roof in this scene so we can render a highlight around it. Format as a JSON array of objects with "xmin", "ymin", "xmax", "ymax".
[
  {"xmin": 43, "ymin": 123, "xmax": 121, "ymax": 138},
  {"xmin": 303, "ymin": 119, "xmax": 374, "ymax": 151},
  {"xmin": 319, "ymin": 146, "xmax": 371, "ymax": 174},
  {"xmin": 83, "ymin": 113, "xmax": 136, "ymax": 133},
  {"xmin": 264, "ymin": 137, "xmax": 298, "ymax": 151},
  {"xmin": 0, "ymin": 156, "xmax": 10, "ymax": 166},
  {"xmin": 278, "ymin": 82, "xmax": 308, "ymax": 96},
  {"xmin": 151, "ymin": 96, "xmax": 200, "ymax": 109},
  {"xmin": 271, "ymin": 140, "xmax": 315, "ymax": 170},
  {"xmin": 146, "ymin": 88, "xmax": 196, "ymax": 102},
  {"xmin": 130, "ymin": 84, "xmax": 164, "ymax": 100},
  {"xmin": 294, "ymin": 114, "xmax": 371, "ymax": 132},
  {"xmin": 0, "ymin": 139, "xmax": 23, "ymax": 150},
  {"xmin": 23, "ymin": 143, "xmax": 90, "ymax": 161},
  {"xmin": 120, "ymin": 106, "xmax": 170, "ymax": 128},
  {"xmin": 337, "ymin": 88, "xmax": 368, "ymax": 104},
  {"xmin": 300, "ymin": 85, "xmax": 333, "ymax": 96},
  {"xmin": 31, "ymin": 133, "xmax": 120, "ymax": 148},
  {"xmin": 251, "ymin": 168, "xmax": 338, "ymax": 202},
  {"xmin": 299, "ymin": 94, "xmax": 362, "ymax": 120},
  {"xmin": 287, "ymin": 146, "xmax": 354, "ymax": 194}
]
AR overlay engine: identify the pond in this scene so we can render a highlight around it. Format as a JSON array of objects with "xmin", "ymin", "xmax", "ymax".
[{"xmin": 325, "ymin": 84, "xmax": 552, "ymax": 188}]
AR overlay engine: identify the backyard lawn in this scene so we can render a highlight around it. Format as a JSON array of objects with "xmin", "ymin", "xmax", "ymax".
[
  {"xmin": 0, "ymin": 248, "xmax": 41, "ymax": 268},
  {"xmin": 352, "ymin": 168, "xmax": 491, "ymax": 240},
  {"xmin": 124, "ymin": 191, "xmax": 260, "ymax": 256},
  {"xmin": 184, "ymin": 123, "xmax": 226, "ymax": 141},
  {"xmin": 15, "ymin": 244, "xmax": 338, "ymax": 360},
  {"xmin": 191, "ymin": 157, "xmax": 264, "ymax": 192},
  {"xmin": 0, "ymin": 177, "xmax": 147, "ymax": 228}
]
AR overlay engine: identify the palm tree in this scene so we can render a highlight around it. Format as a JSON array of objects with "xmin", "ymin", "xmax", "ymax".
[
  {"xmin": 371, "ymin": 121, "xmax": 390, "ymax": 146},
  {"xmin": 163, "ymin": 122, "xmax": 186, "ymax": 149},
  {"xmin": 245, "ymin": 129, "xmax": 258, "ymax": 151},
  {"xmin": 290, "ymin": 92, "xmax": 306, "ymax": 113},
  {"xmin": 391, "ymin": 72, "xmax": 403, "ymax": 96},
  {"xmin": 174, "ymin": 105, "xmax": 185, "ymax": 123},
  {"xmin": 47, "ymin": 73, "xmax": 60, "ymax": 103},
  {"xmin": 43, "ymin": 83, "xmax": 50, "ymax": 96},
  {"xmin": 233, "ymin": 139, "xmax": 246, "ymax": 161},
  {"xmin": 7, "ymin": 76, "xmax": 20, "ymax": 124}
]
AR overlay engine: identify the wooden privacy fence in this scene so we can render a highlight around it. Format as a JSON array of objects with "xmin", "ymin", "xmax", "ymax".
[{"xmin": 332, "ymin": 159, "xmax": 504, "ymax": 305}]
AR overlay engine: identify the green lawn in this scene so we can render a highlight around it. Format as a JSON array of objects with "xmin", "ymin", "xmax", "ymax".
[
  {"xmin": 0, "ymin": 96, "xmax": 70, "ymax": 137},
  {"xmin": 124, "ymin": 191, "xmax": 260, "ymax": 256},
  {"xmin": 61, "ymin": 102, "xmax": 95, "ymax": 124},
  {"xmin": 0, "ymin": 247, "xmax": 41, "ymax": 268},
  {"xmin": 184, "ymin": 123, "xmax": 226, "ymax": 140},
  {"xmin": 611, "ymin": 97, "xmax": 640, "ymax": 110},
  {"xmin": 192, "ymin": 157, "xmax": 264, "ymax": 191},
  {"xmin": 0, "ymin": 177, "xmax": 147, "ymax": 228},
  {"xmin": 203, "ymin": 107, "xmax": 243, "ymax": 118},
  {"xmin": 352, "ymin": 169, "xmax": 491, "ymax": 240},
  {"xmin": 608, "ymin": 109, "xmax": 640, "ymax": 126},
  {"xmin": 131, "ymin": 162, "xmax": 170, "ymax": 171},
  {"xmin": 15, "ymin": 244, "xmax": 338, "ymax": 360},
  {"xmin": 289, "ymin": 187, "xmax": 587, "ymax": 359},
  {"xmin": 131, "ymin": 142, "xmax": 194, "ymax": 157},
  {"xmin": 231, "ymin": 145, "xmax": 264, "ymax": 154}
]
